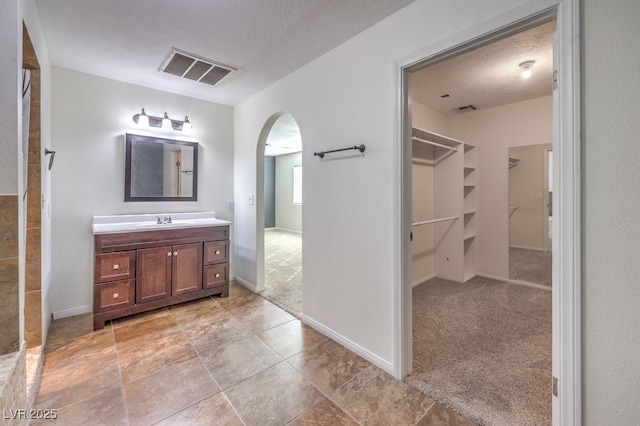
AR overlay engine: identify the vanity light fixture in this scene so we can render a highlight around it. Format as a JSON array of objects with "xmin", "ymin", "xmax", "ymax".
[
  {"xmin": 132, "ymin": 108, "xmax": 193, "ymax": 132},
  {"xmin": 519, "ymin": 60, "xmax": 535, "ymax": 79},
  {"xmin": 183, "ymin": 116, "xmax": 192, "ymax": 132}
]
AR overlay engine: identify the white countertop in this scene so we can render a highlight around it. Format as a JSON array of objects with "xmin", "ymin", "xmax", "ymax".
[{"xmin": 92, "ymin": 211, "xmax": 231, "ymax": 234}]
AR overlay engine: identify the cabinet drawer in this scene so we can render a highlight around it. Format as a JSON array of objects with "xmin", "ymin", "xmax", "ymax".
[
  {"xmin": 204, "ymin": 241, "xmax": 229, "ymax": 265},
  {"xmin": 204, "ymin": 263, "xmax": 228, "ymax": 289},
  {"xmin": 95, "ymin": 251, "xmax": 136, "ymax": 283},
  {"xmin": 94, "ymin": 279, "xmax": 135, "ymax": 312}
]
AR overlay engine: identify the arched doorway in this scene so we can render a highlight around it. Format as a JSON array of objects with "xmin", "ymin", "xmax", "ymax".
[{"xmin": 255, "ymin": 113, "xmax": 303, "ymax": 316}]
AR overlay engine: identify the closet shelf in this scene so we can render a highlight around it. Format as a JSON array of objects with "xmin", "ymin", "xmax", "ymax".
[
  {"xmin": 412, "ymin": 136, "xmax": 458, "ymax": 152},
  {"xmin": 464, "ymin": 210, "xmax": 476, "ymax": 216},
  {"xmin": 412, "ymin": 127, "xmax": 464, "ymax": 151},
  {"xmin": 412, "ymin": 216, "xmax": 459, "ymax": 227},
  {"xmin": 464, "ymin": 184, "xmax": 476, "ymax": 189},
  {"xmin": 464, "ymin": 166, "xmax": 476, "ymax": 171},
  {"xmin": 464, "ymin": 233, "xmax": 476, "ymax": 241}
]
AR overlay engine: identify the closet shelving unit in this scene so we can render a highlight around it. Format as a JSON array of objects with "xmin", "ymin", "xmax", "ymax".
[
  {"xmin": 463, "ymin": 142, "xmax": 477, "ymax": 281},
  {"xmin": 411, "ymin": 127, "xmax": 477, "ymax": 284}
]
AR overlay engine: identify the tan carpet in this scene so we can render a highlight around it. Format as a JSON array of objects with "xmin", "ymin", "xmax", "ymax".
[
  {"xmin": 262, "ymin": 229, "xmax": 302, "ymax": 316},
  {"xmin": 406, "ymin": 276, "xmax": 551, "ymax": 426},
  {"xmin": 509, "ymin": 248, "xmax": 552, "ymax": 287}
]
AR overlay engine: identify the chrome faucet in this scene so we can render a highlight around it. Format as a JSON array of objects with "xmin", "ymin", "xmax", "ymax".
[{"xmin": 155, "ymin": 216, "xmax": 172, "ymax": 224}]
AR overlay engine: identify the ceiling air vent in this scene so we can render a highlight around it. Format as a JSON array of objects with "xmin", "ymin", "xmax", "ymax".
[
  {"xmin": 159, "ymin": 48, "xmax": 236, "ymax": 87},
  {"xmin": 456, "ymin": 104, "xmax": 477, "ymax": 112}
]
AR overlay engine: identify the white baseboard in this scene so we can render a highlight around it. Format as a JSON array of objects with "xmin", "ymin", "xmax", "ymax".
[
  {"xmin": 509, "ymin": 244, "xmax": 547, "ymax": 252},
  {"xmin": 272, "ymin": 227, "xmax": 302, "ymax": 234},
  {"xmin": 300, "ymin": 314, "xmax": 394, "ymax": 376},
  {"xmin": 53, "ymin": 305, "xmax": 92, "ymax": 320},
  {"xmin": 412, "ymin": 273, "xmax": 436, "ymax": 288},
  {"xmin": 233, "ymin": 276, "xmax": 264, "ymax": 293},
  {"xmin": 476, "ymin": 273, "xmax": 551, "ymax": 291}
]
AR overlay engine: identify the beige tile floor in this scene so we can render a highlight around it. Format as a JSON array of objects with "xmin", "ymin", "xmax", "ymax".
[{"xmin": 32, "ymin": 283, "xmax": 475, "ymax": 426}]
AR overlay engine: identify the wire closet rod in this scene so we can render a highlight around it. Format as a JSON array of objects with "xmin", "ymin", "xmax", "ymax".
[
  {"xmin": 314, "ymin": 144, "xmax": 366, "ymax": 159},
  {"xmin": 412, "ymin": 216, "xmax": 458, "ymax": 227},
  {"xmin": 412, "ymin": 136, "xmax": 459, "ymax": 152}
]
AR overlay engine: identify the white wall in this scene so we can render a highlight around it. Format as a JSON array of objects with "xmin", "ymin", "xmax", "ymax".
[
  {"xmin": 450, "ymin": 96, "xmax": 552, "ymax": 278},
  {"xmin": 233, "ymin": 0, "xmax": 530, "ymax": 369},
  {"xmin": 275, "ymin": 152, "xmax": 302, "ymax": 233},
  {"xmin": 50, "ymin": 68, "xmax": 234, "ymax": 316},
  {"xmin": 411, "ymin": 102, "xmax": 450, "ymax": 285},
  {"xmin": 583, "ymin": 0, "xmax": 640, "ymax": 423}
]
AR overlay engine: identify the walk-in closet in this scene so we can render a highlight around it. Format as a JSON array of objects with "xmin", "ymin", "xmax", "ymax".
[{"xmin": 406, "ymin": 19, "xmax": 555, "ymax": 426}]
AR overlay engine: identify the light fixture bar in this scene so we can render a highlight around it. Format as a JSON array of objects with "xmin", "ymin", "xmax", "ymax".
[{"xmin": 132, "ymin": 108, "xmax": 192, "ymax": 132}]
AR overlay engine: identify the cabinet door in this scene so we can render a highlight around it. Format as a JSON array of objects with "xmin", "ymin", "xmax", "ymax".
[
  {"xmin": 171, "ymin": 243, "xmax": 203, "ymax": 296},
  {"xmin": 136, "ymin": 246, "xmax": 172, "ymax": 304}
]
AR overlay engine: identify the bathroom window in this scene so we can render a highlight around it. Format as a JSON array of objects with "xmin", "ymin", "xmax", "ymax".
[{"xmin": 293, "ymin": 165, "xmax": 302, "ymax": 205}]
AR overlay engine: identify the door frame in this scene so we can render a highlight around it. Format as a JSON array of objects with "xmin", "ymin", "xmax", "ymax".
[{"xmin": 392, "ymin": 0, "xmax": 581, "ymax": 425}]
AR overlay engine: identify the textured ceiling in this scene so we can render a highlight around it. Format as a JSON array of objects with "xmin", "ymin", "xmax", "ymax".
[
  {"xmin": 411, "ymin": 21, "xmax": 555, "ymax": 115},
  {"xmin": 34, "ymin": 0, "xmax": 414, "ymax": 106},
  {"xmin": 265, "ymin": 114, "xmax": 302, "ymax": 157}
]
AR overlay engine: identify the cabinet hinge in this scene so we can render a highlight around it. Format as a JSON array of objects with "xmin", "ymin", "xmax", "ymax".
[
  {"xmin": 552, "ymin": 376, "xmax": 559, "ymax": 397},
  {"xmin": 410, "ymin": 232, "xmax": 413, "ymax": 242},
  {"xmin": 552, "ymin": 70, "xmax": 558, "ymax": 91}
]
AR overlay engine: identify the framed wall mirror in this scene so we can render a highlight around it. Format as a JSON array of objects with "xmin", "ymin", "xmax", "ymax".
[{"xmin": 125, "ymin": 133, "xmax": 198, "ymax": 202}]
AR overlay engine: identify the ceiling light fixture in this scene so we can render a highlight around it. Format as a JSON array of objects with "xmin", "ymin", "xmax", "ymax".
[
  {"xmin": 132, "ymin": 108, "xmax": 192, "ymax": 132},
  {"xmin": 519, "ymin": 60, "xmax": 535, "ymax": 79}
]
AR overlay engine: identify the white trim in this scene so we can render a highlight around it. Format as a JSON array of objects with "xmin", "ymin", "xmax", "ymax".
[
  {"xmin": 553, "ymin": 0, "xmax": 581, "ymax": 423},
  {"xmin": 477, "ymin": 273, "xmax": 552, "ymax": 292},
  {"xmin": 510, "ymin": 244, "xmax": 548, "ymax": 251},
  {"xmin": 270, "ymin": 227, "xmax": 302, "ymax": 235},
  {"xmin": 300, "ymin": 314, "xmax": 394, "ymax": 376},
  {"xmin": 412, "ymin": 273, "xmax": 436, "ymax": 288},
  {"xmin": 233, "ymin": 276, "xmax": 264, "ymax": 293},
  {"xmin": 393, "ymin": 1, "xmax": 581, "ymax": 425},
  {"xmin": 53, "ymin": 305, "xmax": 92, "ymax": 320}
]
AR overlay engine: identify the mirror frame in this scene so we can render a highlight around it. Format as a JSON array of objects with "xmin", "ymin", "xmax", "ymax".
[{"xmin": 124, "ymin": 133, "xmax": 199, "ymax": 202}]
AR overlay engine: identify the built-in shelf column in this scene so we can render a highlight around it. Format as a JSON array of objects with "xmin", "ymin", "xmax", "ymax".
[{"xmin": 463, "ymin": 143, "xmax": 477, "ymax": 281}]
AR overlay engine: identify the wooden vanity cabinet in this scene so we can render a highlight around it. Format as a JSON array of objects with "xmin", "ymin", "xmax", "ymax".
[{"xmin": 93, "ymin": 226, "xmax": 229, "ymax": 330}]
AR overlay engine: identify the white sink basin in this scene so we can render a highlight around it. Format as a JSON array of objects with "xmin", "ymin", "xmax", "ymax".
[{"xmin": 92, "ymin": 212, "xmax": 231, "ymax": 234}]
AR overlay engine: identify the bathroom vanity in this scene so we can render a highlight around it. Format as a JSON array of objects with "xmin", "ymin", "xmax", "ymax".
[{"xmin": 92, "ymin": 212, "xmax": 230, "ymax": 330}]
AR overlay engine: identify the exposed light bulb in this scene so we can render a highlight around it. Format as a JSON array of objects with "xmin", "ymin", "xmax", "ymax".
[{"xmin": 519, "ymin": 60, "xmax": 535, "ymax": 79}]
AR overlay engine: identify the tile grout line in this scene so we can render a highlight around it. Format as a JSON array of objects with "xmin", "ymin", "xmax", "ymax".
[{"xmin": 108, "ymin": 323, "xmax": 132, "ymax": 425}]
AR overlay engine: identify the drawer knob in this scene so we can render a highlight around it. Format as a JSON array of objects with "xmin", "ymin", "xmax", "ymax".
[
  {"xmin": 173, "ymin": 251, "xmax": 178, "ymax": 256},
  {"xmin": 113, "ymin": 264, "xmax": 119, "ymax": 270},
  {"xmin": 168, "ymin": 252, "xmax": 172, "ymax": 256},
  {"xmin": 215, "ymin": 250, "xmax": 220, "ymax": 255},
  {"xmin": 215, "ymin": 273, "xmax": 220, "ymax": 278},
  {"xmin": 113, "ymin": 293, "xmax": 119, "ymax": 298}
]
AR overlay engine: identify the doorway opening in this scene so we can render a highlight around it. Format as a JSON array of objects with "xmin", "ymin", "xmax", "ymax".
[
  {"xmin": 257, "ymin": 113, "xmax": 303, "ymax": 316},
  {"xmin": 395, "ymin": 2, "xmax": 581, "ymax": 425}
]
